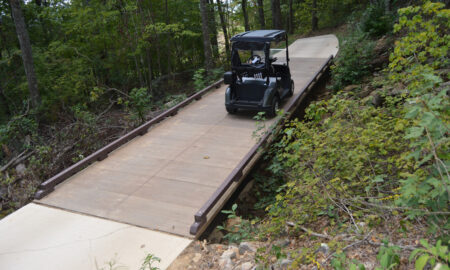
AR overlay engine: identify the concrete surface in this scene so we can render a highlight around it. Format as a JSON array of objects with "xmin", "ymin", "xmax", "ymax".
[
  {"xmin": 276, "ymin": 34, "xmax": 339, "ymax": 58},
  {"xmin": 0, "ymin": 203, "xmax": 190, "ymax": 270},
  {"xmin": 37, "ymin": 58, "xmax": 328, "ymax": 238}
]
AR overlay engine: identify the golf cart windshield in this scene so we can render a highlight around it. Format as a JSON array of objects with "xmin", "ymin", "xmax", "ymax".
[{"xmin": 269, "ymin": 40, "xmax": 288, "ymax": 64}]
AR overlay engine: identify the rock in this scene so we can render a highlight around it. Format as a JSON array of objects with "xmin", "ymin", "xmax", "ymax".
[
  {"xmin": 316, "ymin": 243, "xmax": 330, "ymax": 255},
  {"xmin": 434, "ymin": 263, "xmax": 445, "ymax": 270},
  {"xmin": 343, "ymin": 84, "xmax": 358, "ymax": 92},
  {"xmin": 226, "ymin": 217, "xmax": 242, "ymax": 232},
  {"xmin": 214, "ymin": 244, "xmax": 224, "ymax": 252},
  {"xmin": 238, "ymin": 261, "xmax": 254, "ymax": 270},
  {"xmin": 192, "ymin": 253, "xmax": 202, "ymax": 263},
  {"xmin": 219, "ymin": 258, "xmax": 234, "ymax": 270},
  {"xmin": 371, "ymin": 91, "xmax": 384, "ymax": 107},
  {"xmin": 279, "ymin": 259, "xmax": 293, "ymax": 270},
  {"xmin": 208, "ymin": 228, "xmax": 224, "ymax": 243},
  {"xmin": 239, "ymin": 242, "xmax": 256, "ymax": 255},
  {"xmin": 15, "ymin": 163, "xmax": 26, "ymax": 176},
  {"xmin": 358, "ymin": 85, "xmax": 373, "ymax": 98},
  {"xmin": 222, "ymin": 248, "xmax": 237, "ymax": 260},
  {"xmin": 274, "ymin": 238, "xmax": 290, "ymax": 248}
]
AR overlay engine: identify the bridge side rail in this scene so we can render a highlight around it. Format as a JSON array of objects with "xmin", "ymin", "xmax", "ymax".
[
  {"xmin": 190, "ymin": 56, "xmax": 333, "ymax": 236},
  {"xmin": 34, "ymin": 80, "xmax": 223, "ymax": 200}
]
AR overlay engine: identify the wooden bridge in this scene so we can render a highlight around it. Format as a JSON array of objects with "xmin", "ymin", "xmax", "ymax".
[{"xmin": 0, "ymin": 35, "xmax": 338, "ymax": 270}]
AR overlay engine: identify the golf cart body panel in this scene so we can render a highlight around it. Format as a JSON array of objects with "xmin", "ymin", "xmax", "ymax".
[{"xmin": 224, "ymin": 30, "xmax": 293, "ymax": 116}]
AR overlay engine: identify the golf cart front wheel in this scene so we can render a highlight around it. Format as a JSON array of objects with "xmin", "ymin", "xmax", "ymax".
[
  {"xmin": 226, "ymin": 107, "xmax": 237, "ymax": 114},
  {"xmin": 268, "ymin": 96, "xmax": 280, "ymax": 117},
  {"xmin": 287, "ymin": 79, "xmax": 294, "ymax": 97}
]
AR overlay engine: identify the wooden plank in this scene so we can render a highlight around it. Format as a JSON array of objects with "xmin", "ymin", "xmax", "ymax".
[{"xmin": 38, "ymin": 57, "xmax": 332, "ymax": 238}]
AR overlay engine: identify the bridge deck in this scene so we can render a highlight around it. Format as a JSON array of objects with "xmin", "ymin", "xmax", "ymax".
[
  {"xmin": 0, "ymin": 35, "xmax": 338, "ymax": 270},
  {"xmin": 37, "ymin": 57, "xmax": 330, "ymax": 238}
]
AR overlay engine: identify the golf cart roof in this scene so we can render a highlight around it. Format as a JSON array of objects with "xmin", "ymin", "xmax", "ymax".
[{"xmin": 230, "ymin": 30, "xmax": 286, "ymax": 43}]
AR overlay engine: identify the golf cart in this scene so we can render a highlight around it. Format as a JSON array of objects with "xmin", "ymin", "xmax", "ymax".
[{"xmin": 224, "ymin": 30, "xmax": 294, "ymax": 117}]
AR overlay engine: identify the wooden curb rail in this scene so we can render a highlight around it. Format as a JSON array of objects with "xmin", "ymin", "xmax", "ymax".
[
  {"xmin": 34, "ymin": 80, "xmax": 223, "ymax": 200},
  {"xmin": 190, "ymin": 55, "xmax": 333, "ymax": 236}
]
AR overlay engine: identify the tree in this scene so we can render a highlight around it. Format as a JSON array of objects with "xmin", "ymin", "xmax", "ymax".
[
  {"xmin": 207, "ymin": 0, "xmax": 219, "ymax": 58},
  {"xmin": 289, "ymin": 0, "xmax": 294, "ymax": 33},
  {"xmin": 200, "ymin": 0, "xmax": 214, "ymax": 73},
  {"xmin": 312, "ymin": 0, "xmax": 318, "ymax": 31},
  {"xmin": 242, "ymin": 0, "xmax": 250, "ymax": 31},
  {"xmin": 216, "ymin": 0, "xmax": 230, "ymax": 60},
  {"xmin": 271, "ymin": 0, "xmax": 282, "ymax": 29},
  {"xmin": 257, "ymin": 0, "xmax": 265, "ymax": 29},
  {"xmin": 9, "ymin": 0, "xmax": 41, "ymax": 109}
]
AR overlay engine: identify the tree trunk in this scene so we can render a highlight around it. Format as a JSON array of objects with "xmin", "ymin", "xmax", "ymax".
[
  {"xmin": 145, "ymin": 48, "xmax": 152, "ymax": 94},
  {"xmin": 289, "ymin": 0, "xmax": 294, "ymax": 34},
  {"xmin": 384, "ymin": 0, "xmax": 390, "ymax": 13},
  {"xmin": 311, "ymin": 0, "xmax": 318, "ymax": 31},
  {"xmin": 9, "ymin": 0, "xmax": 41, "ymax": 109},
  {"xmin": 271, "ymin": 0, "xmax": 282, "ymax": 29},
  {"xmin": 242, "ymin": 0, "xmax": 250, "ymax": 31},
  {"xmin": 200, "ymin": 0, "xmax": 214, "ymax": 73},
  {"xmin": 165, "ymin": 0, "xmax": 173, "ymax": 77},
  {"xmin": 257, "ymin": 0, "xmax": 265, "ymax": 29},
  {"xmin": 208, "ymin": 0, "xmax": 219, "ymax": 58},
  {"xmin": 216, "ymin": 0, "xmax": 230, "ymax": 60},
  {"xmin": 0, "ymin": 82, "xmax": 10, "ymax": 119}
]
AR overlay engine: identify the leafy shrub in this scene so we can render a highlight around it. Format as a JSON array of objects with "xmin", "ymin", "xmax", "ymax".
[
  {"xmin": 409, "ymin": 239, "xmax": 449, "ymax": 270},
  {"xmin": 217, "ymin": 204, "xmax": 254, "ymax": 243},
  {"xmin": 261, "ymin": 93, "xmax": 414, "ymax": 235},
  {"xmin": 0, "ymin": 114, "xmax": 37, "ymax": 152},
  {"xmin": 376, "ymin": 240, "xmax": 401, "ymax": 270},
  {"xmin": 193, "ymin": 67, "xmax": 224, "ymax": 91},
  {"xmin": 127, "ymin": 87, "xmax": 151, "ymax": 123},
  {"xmin": 359, "ymin": 1, "xmax": 394, "ymax": 37},
  {"xmin": 193, "ymin": 68, "xmax": 207, "ymax": 90},
  {"xmin": 388, "ymin": 1, "xmax": 449, "ymax": 221},
  {"xmin": 331, "ymin": 252, "xmax": 366, "ymax": 270},
  {"xmin": 331, "ymin": 30, "xmax": 375, "ymax": 90}
]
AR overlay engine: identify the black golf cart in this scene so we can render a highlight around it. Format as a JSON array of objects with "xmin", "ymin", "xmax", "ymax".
[{"xmin": 224, "ymin": 30, "xmax": 294, "ymax": 117}]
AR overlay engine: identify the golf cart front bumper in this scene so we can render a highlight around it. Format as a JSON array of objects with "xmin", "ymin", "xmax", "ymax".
[{"xmin": 225, "ymin": 100, "xmax": 273, "ymax": 114}]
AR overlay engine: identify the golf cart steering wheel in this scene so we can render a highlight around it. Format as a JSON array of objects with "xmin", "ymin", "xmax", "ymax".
[{"xmin": 248, "ymin": 55, "xmax": 262, "ymax": 65}]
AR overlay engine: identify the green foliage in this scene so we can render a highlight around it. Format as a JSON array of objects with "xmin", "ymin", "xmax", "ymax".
[
  {"xmin": 140, "ymin": 253, "xmax": 161, "ymax": 270},
  {"xmin": 193, "ymin": 68, "xmax": 207, "ymax": 90},
  {"xmin": 409, "ymin": 239, "xmax": 450, "ymax": 270},
  {"xmin": 217, "ymin": 203, "xmax": 254, "ymax": 244},
  {"xmin": 0, "ymin": 115, "xmax": 37, "ymax": 145},
  {"xmin": 331, "ymin": 30, "xmax": 375, "ymax": 90},
  {"xmin": 387, "ymin": 1, "xmax": 449, "ymax": 221},
  {"xmin": 375, "ymin": 240, "xmax": 401, "ymax": 270},
  {"xmin": 331, "ymin": 252, "xmax": 366, "ymax": 270},
  {"xmin": 127, "ymin": 87, "xmax": 151, "ymax": 123},
  {"xmin": 253, "ymin": 2, "xmax": 449, "ymax": 268},
  {"xmin": 192, "ymin": 67, "xmax": 224, "ymax": 91},
  {"xmin": 261, "ymin": 93, "xmax": 413, "ymax": 235},
  {"xmin": 389, "ymin": 2, "xmax": 449, "ymax": 73},
  {"xmin": 360, "ymin": 1, "xmax": 394, "ymax": 37}
]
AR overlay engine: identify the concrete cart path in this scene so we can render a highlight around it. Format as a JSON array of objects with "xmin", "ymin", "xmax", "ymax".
[
  {"xmin": 0, "ymin": 203, "xmax": 191, "ymax": 270},
  {"xmin": 0, "ymin": 34, "xmax": 338, "ymax": 270}
]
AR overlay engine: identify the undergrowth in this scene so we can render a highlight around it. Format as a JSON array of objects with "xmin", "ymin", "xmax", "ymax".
[{"xmin": 235, "ymin": 1, "xmax": 450, "ymax": 269}]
